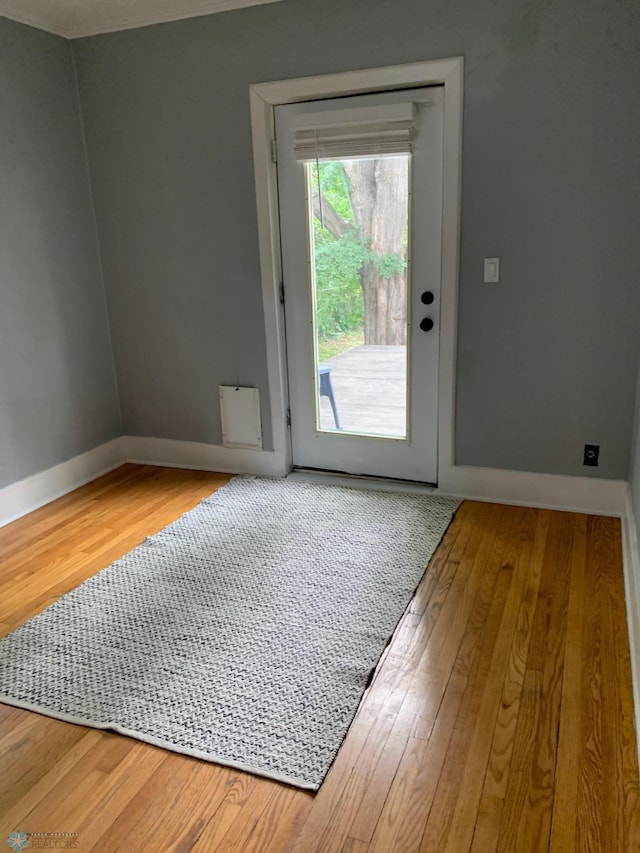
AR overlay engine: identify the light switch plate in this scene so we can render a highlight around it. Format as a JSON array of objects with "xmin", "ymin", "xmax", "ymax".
[{"xmin": 484, "ymin": 257, "xmax": 500, "ymax": 283}]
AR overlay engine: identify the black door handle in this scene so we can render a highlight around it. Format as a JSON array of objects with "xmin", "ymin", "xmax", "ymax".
[
  {"xmin": 421, "ymin": 291, "xmax": 434, "ymax": 305},
  {"xmin": 420, "ymin": 317, "xmax": 434, "ymax": 332}
]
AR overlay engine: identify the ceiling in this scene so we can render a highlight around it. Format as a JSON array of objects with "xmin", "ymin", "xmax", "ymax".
[{"xmin": 0, "ymin": 0, "xmax": 281, "ymax": 38}]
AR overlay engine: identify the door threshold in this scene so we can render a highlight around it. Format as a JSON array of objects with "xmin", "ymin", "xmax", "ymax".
[{"xmin": 287, "ymin": 468, "xmax": 438, "ymax": 496}]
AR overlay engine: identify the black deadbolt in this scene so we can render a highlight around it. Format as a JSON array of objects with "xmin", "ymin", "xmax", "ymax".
[
  {"xmin": 420, "ymin": 317, "xmax": 434, "ymax": 332},
  {"xmin": 421, "ymin": 291, "xmax": 434, "ymax": 305}
]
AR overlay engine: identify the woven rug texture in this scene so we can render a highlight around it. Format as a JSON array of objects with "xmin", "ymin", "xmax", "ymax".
[{"xmin": 0, "ymin": 477, "xmax": 458, "ymax": 789}]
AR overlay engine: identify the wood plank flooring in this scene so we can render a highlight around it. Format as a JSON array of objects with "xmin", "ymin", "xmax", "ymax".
[{"xmin": 0, "ymin": 464, "xmax": 638, "ymax": 851}]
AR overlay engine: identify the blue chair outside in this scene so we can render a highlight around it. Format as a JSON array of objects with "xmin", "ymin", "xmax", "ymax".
[{"xmin": 318, "ymin": 364, "xmax": 342, "ymax": 429}]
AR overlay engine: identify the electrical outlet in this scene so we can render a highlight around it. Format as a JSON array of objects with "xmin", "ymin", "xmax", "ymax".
[{"xmin": 583, "ymin": 444, "xmax": 599, "ymax": 467}]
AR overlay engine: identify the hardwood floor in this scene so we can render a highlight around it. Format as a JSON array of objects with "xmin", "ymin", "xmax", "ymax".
[{"xmin": 0, "ymin": 464, "xmax": 638, "ymax": 851}]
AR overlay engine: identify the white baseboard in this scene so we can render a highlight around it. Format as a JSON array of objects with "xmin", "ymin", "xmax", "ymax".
[
  {"xmin": 122, "ymin": 436, "xmax": 288, "ymax": 477},
  {"xmin": 621, "ymin": 486, "xmax": 640, "ymax": 762},
  {"xmin": 0, "ymin": 436, "xmax": 289, "ymax": 530},
  {"xmin": 439, "ymin": 464, "xmax": 627, "ymax": 517},
  {"xmin": 0, "ymin": 437, "xmax": 128, "ymax": 530},
  {"xmin": 0, "ymin": 439, "xmax": 627, "ymax": 531}
]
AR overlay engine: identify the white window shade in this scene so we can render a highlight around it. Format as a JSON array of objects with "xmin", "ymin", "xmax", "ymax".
[{"xmin": 292, "ymin": 102, "xmax": 416, "ymax": 161}]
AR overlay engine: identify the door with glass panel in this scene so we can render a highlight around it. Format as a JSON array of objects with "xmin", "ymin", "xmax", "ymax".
[{"xmin": 275, "ymin": 87, "xmax": 443, "ymax": 483}]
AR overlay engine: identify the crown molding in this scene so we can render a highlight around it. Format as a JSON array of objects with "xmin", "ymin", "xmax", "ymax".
[{"xmin": 0, "ymin": 0, "xmax": 282, "ymax": 40}]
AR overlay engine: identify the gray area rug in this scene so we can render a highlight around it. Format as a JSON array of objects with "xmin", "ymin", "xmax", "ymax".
[{"xmin": 0, "ymin": 477, "xmax": 458, "ymax": 789}]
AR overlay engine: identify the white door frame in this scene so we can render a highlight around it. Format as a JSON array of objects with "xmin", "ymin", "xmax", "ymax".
[{"xmin": 249, "ymin": 57, "xmax": 464, "ymax": 481}]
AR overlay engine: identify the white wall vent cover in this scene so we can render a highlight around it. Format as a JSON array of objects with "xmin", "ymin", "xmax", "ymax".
[{"xmin": 219, "ymin": 386, "xmax": 262, "ymax": 450}]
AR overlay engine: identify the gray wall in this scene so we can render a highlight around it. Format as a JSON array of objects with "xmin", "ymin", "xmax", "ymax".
[
  {"xmin": 72, "ymin": 0, "xmax": 640, "ymax": 477},
  {"xmin": 0, "ymin": 18, "xmax": 121, "ymax": 489}
]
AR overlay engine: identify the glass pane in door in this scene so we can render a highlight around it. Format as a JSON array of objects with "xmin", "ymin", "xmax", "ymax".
[{"xmin": 307, "ymin": 156, "xmax": 410, "ymax": 439}]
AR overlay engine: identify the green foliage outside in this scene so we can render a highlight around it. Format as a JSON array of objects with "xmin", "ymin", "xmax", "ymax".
[
  {"xmin": 317, "ymin": 329, "xmax": 364, "ymax": 362},
  {"xmin": 310, "ymin": 161, "xmax": 405, "ymax": 359},
  {"xmin": 311, "ymin": 162, "xmax": 362, "ymax": 347}
]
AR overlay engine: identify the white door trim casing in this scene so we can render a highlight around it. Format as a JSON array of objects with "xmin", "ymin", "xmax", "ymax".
[{"xmin": 249, "ymin": 57, "xmax": 465, "ymax": 484}]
